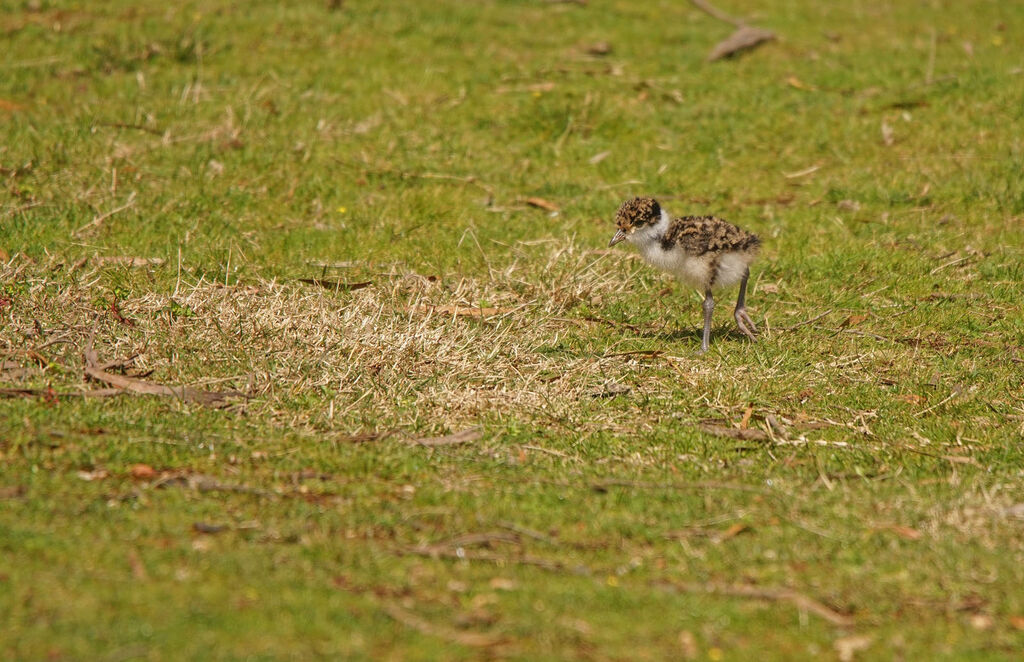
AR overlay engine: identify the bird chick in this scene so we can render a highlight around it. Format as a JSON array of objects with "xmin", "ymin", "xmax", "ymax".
[{"xmin": 609, "ymin": 196, "xmax": 760, "ymax": 353}]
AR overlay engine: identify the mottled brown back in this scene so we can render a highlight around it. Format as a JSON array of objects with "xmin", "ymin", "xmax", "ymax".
[{"xmin": 660, "ymin": 216, "xmax": 760, "ymax": 255}]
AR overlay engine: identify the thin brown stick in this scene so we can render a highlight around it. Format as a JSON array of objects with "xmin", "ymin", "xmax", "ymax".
[
  {"xmin": 572, "ymin": 315, "xmax": 643, "ymax": 333},
  {"xmin": 590, "ymin": 478, "xmax": 769, "ymax": 494},
  {"xmin": 838, "ymin": 328, "xmax": 897, "ymax": 343},
  {"xmin": 95, "ymin": 121, "xmax": 165, "ymax": 136},
  {"xmin": 0, "ymin": 387, "xmax": 123, "ymax": 399},
  {"xmin": 914, "ymin": 391, "xmax": 959, "ymax": 418},
  {"xmin": 73, "ymin": 193, "xmax": 137, "ymax": 237},
  {"xmin": 298, "ymin": 278, "xmax": 372, "ymax": 292},
  {"xmin": 520, "ymin": 444, "xmax": 569, "ymax": 458},
  {"xmin": 698, "ymin": 423, "xmax": 769, "ymax": 442},
  {"xmin": 153, "ymin": 473, "xmax": 275, "ymax": 497},
  {"xmin": 420, "ymin": 531, "xmax": 522, "ymax": 553},
  {"xmin": 400, "ymin": 545, "xmax": 565, "ymax": 571},
  {"xmin": 381, "ymin": 603, "xmax": 504, "ymax": 648},
  {"xmin": 602, "ymin": 349, "xmax": 664, "ymax": 359},
  {"xmin": 690, "ymin": 0, "xmax": 744, "ymax": 27},
  {"xmin": 83, "ymin": 325, "xmax": 243, "ymax": 407},
  {"xmin": 656, "ymin": 580, "xmax": 854, "ymax": 626},
  {"xmin": 405, "ymin": 427, "xmax": 481, "ymax": 447},
  {"xmin": 334, "ymin": 158, "xmax": 495, "ymax": 195},
  {"xmin": 779, "ymin": 309, "xmax": 833, "ymax": 331}
]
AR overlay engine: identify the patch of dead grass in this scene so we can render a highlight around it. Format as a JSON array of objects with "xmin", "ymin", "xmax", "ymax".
[{"xmin": 1, "ymin": 246, "xmax": 704, "ymax": 433}]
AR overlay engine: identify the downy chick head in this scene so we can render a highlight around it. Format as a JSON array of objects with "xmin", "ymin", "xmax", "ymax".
[{"xmin": 609, "ymin": 196, "xmax": 661, "ymax": 247}]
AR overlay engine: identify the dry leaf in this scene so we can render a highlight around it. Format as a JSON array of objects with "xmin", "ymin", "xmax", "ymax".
[
  {"xmin": 1009, "ymin": 615, "xmax": 1024, "ymax": 630},
  {"xmin": 678, "ymin": 630, "xmax": 698, "ymax": 660},
  {"xmin": 496, "ymin": 81, "xmax": 555, "ymax": 94},
  {"xmin": 715, "ymin": 523, "xmax": 751, "ymax": 542},
  {"xmin": 896, "ymin": 394, "xmax": 926, "ymax": 405},
  {"xmin": 739, "ymin": 404, "xmax": 754, "ymax": 429},
  {"xmin": 127, "ymin": 549, "xmax": 149, "ymax": 581},
  {"xmin": 785, "ymin": 76, "xmax": 815, "ymax": 91},
  {"xmin": 707, "ymin": 25, "xmax": 775, "ymax": 61},
  {"xmin": 834, "ymin": 634, "xmax": 873, "ymax": 662},
  {"xmin": 0, "ymin": 99, "xmax": 25, "ymax": 112},
  {"xmin": 878, "ymin": 525, "xmax": 922, "ymax": 540},
  {"xmin": 525, "ymin": 197, "xmax": 559, "ymax": 211},
  {"xmin": 0, "ymin": 485, "xmax": 26, "ymax": 499},
  {"xmin": 589, "ymin": 381, "xmax": 630, "ymax": 398},
  {"xmin": 77, "ymin": 469, "xmax": 109, "ymax": 481},
  {"xmin": 130, "ymin": 464, "xmax": 156, "ymax": 479},
  {"xmin": 881, "ymin": 121, "xmax": 894, "ymax": 146},
  {"xmin": 585, "ymin": 41, "xmax": 612, "ymax": 56},
  {"xmin": 489, "ymin": 578, "xmax": 517, "ymax": 591},
  {"xmin": 840, "ymin": 314, "xmax": 869, "ymax": 328}
]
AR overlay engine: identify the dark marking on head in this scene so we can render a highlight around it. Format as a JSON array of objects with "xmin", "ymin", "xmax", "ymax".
[{"xmin": 615, "ymin": 197, "xmax": 661, "ymax": 232}]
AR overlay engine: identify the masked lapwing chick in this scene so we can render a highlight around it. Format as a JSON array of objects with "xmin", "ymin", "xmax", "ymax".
[{"xmin": 608, "ymin": 196, "xmax": 760, "ymax": 353}]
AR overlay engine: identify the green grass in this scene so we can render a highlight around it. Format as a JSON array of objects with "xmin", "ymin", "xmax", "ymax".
[{"xmin": 3, "ymin": 0, "xmax": 1024, "ymax": 659}]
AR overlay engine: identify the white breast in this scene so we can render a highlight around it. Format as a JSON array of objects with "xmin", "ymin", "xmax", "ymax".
[
  {"xmin": 627, "ymin": 209, "xmax": 751, "ymax": 291},
  {"xmin": 637, "ymin": 241, "xmax": 713, "ymax": 290}
]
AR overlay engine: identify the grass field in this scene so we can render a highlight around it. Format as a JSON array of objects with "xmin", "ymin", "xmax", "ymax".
[{"xmin": 3, "ymin": 0, "xmax": 1024, "ymax": 659}]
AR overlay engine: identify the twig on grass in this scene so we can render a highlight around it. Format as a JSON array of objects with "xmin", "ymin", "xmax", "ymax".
[
  {"xmin": 495, "ymin": 521, "xmax": 558, "ymax": 545},
  {"xmin": 589, "ymin": 478, "xmax": 769, "ymax": 495},
  {"xmin": 521, "ymin": 444, "xmax": 569, "ymax": 458},
  {"xmin": 602, "ymin": 349, "xmax": 664, "ymax": 359},
  {"xmin": 655, "ymin": 580, "xmax": 854, "ymax": 627},
  {"xmin": 778, "ymin": 309, "xmax": 834, "ymax": 331},
  {"xmin": 72, "ymin": 192, "xmax": 137, "ymax": 237},
  {"xmin": 153, "ymin": 473, "xmax": 275, "ymax": 498},
  {"xmin": 838, "ymin": 328, "xmax": 897, "ymax": 343},
  {"xmin": 698, "ymin": 423, "xmax": 769, "ymax": 442},
  {"xmin": 0, "ymin": 387, "xmax": 123, "ymax": 399},
  {"xmin": 298, "ymin": 278, "xmax": 372, "ymax": 292},
  {"xmin": 690, "ymin": 0, "xmax": 743, "ymax": 26},
  {"xmin": 691, "ymin": 0, "xmax": 776, "ymax": 62},
  {"xmin": 399, "ymin": 545, "xmax": 566, "ymax": 571},
  {"xmin": 405, "ymin": 427, "xmax": 482, "ymax": 447},
  {"xmin": 929, "ymin": 255, "xmax": 971, "ymax": 275},
  {"xmin": 419, "ymin": 530, "xmax": 522, "ymax": 553},
  {"xmin": 914, "ymin": 390, "xmax": 960, "ymax": 418},
  {"xmin": 381, "ymin": 603, "xmax": 505, "ymax": 649},
  {"xmin": 556, "ymin": 315, "xmax": 643, "ymax": 333},
  {"xmin": 334, "ymin": 158, "xmax": 495, "ymax": 195},
  {"xmin": 706, "ymin": 26, "xmax": 776, "ymax": 61},
  {"xmin": 83, "ymin": 325, "xmax": 244, "ymax": 407},
  {"xmin": 95, "ymin": 121, "xmax": 165, "ymax": 136},
  {"xmin": 396, "ymin": 543, "xmax": 852, "ymax": 627}
]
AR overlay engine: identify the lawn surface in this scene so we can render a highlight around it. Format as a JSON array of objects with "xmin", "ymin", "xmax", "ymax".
[{"xmin": 2, "ymin": 0, "xmax": 1024, "ymax": 659}]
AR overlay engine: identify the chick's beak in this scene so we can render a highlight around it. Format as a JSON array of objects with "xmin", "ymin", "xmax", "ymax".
[{"xmin": 608, "ymin": 228, "xmax": 628, "ymax": 247}]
